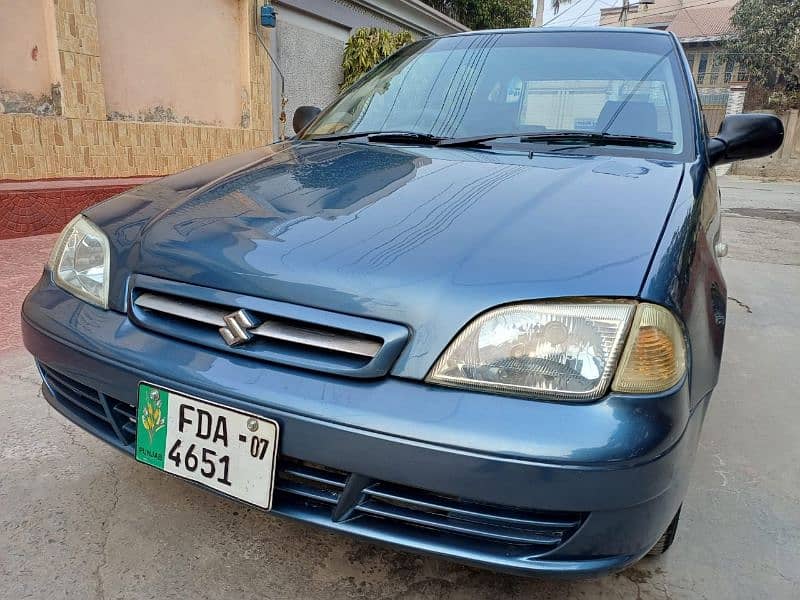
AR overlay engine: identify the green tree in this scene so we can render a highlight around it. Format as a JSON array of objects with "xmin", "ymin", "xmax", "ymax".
[
  {"xmin": 724, "ymin": 0, "xmax": 800, "ymax": 91},
  {"xmin": 423, "ymin": 1, "xmax": 530, "ymax": 29},
  {"xmin": 423, "ymin": 1, "xmax": 575, "ymax": 30},
  {"xmin": 340, "ymin": 28, "xmax": 415, "ymax": 90},
  {"xmin": 458, "ymin": 0, "xmax": 530, "ymax": 29}
]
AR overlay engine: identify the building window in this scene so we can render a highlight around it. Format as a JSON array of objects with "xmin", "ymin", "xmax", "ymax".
[
  {"xmin": 686, "ymin": 52, "xmax": 696, "ymax": 73},
  {"xmin": 724, "ymin": 58, "xmax": 736, "ymax": 83},
  {"xmin": 708, "ymin": 55, "xmax": 721, "ymax": 85},
  {"xmin": 697, "ymin": 53, "xmax": 709, "ymax": 84}
]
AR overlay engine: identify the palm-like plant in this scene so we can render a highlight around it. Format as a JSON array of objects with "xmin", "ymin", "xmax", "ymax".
[{"xmin": 532, "ymin": 0, "xmax": 576, "ymax": 27}]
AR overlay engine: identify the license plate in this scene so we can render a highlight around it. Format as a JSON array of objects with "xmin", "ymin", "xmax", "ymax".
[{"xmin": 135, "ymin": 383, "xmax": 279, "ymax": 509}]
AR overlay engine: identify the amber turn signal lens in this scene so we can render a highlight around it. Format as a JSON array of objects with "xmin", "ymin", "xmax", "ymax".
[{"xmin": 611, "ymin": 303, "xmax": 686, "ymax": 394}]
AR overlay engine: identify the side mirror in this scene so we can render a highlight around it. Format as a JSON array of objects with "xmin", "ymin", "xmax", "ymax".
[
  {"xmin": 293, "ymin": 106, "xmax": 321, "ymax": 135},
  {"xmin": 707, "ymin": 113, "xmax": 784, "ymax": 166}
]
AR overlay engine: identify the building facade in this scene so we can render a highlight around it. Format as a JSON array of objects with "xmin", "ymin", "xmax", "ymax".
[
  {"xmin": 0, "ymin": 0, "xmax": 464, "ymax": 239},
  {"xmin": 269, "ymin": 0, "xmax": 465, "ymax": 137},
  {"xmin": 599, "ymin": 1, "xmax": 746, "ymax": 132}
]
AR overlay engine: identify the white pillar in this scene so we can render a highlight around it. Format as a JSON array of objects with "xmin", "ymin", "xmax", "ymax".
[{"xmin": 726, "ymin": 83, "xmax": 748, "ymax": 116}]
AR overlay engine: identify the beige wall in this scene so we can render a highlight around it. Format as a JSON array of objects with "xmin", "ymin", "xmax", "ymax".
[
  {"xmin": 0, "ymin": 0, "xmax": 54, "ymax": 96},
  {"xmin": 1, "ymin": 112, "xmax": 270, "ymax": 179},
  {"xmin": 0, "ymin": 0, "xmax": 272, "ymax": 181},
  {"xmin": 96, "ymin": 0, "xmax": 244, "ymax": 127}
]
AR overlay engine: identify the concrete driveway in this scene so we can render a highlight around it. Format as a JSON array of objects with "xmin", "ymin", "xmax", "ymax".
[{"xmin": 1, "ymin": 177, "xmax": 798, "ymax": 599}]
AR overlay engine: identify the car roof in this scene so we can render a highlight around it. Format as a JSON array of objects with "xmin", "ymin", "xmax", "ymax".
[{"xmin": 443, "ymin": 26, "xmax": 672, "ymax": 38}]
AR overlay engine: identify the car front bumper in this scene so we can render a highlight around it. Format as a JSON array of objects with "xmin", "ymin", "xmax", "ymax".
[{"xmin": 21, "ymin": 275, "xmax": 709, "ymax": 577}]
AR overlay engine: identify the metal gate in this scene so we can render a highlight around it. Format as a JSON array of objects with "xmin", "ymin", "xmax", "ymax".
[
  {"xmin": 703, "ymin": 106, "xmax": 727, "ymax": 135},
  {"xmin": 699, "ymin": 90, "xmax": 730, "ymax": 135}
]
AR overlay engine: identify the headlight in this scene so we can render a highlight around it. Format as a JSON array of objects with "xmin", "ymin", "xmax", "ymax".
[
  {"xmin": 48, "ymin": 215, "xmax": 110, "ymax": 308},
  {"xmin": 427, "ymin": 301, "xmax": 686, "ymax": 401}
]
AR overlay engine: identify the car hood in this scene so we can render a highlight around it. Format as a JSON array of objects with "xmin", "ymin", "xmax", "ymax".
[{"xmin": 90, "ymin": 141, "xmax": 684, "ymax": 378}]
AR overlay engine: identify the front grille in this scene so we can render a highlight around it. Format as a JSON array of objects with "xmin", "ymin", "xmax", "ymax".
[
  {"xmin": 40, "ymin": 364, "xmax": 585, "ymax": 559},
  {"xmin": 273, "ymin": 458, "xmax": 584, "ymax": 555},
  {"xmin": 275, "ymin": 458, "xmax": 348, "ymax": 506},
  {"xmin": 127, "ymin": 274, "xmax": 409, "ymax": 378},
  {"xmin": 356, "ymin": 482, "xmax": 580, "ymax": 546},
  {"xmin": 111, "ymin": 398, "xmax": 138, "ymax": 445},
  {"xmin": 39, "ymin": 365, "xmax": 136, "ymax": 447},
  {"xmin": 134, "ymin": 293, "xmax": 382, "ymax": 358}
]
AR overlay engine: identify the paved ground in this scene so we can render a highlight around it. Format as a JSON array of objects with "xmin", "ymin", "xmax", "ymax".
[
  {"xmin": 1, "ymin": 176, "xmax": 798, "ymax": 599},
  {"xmin": 0, "ymin": 233, "xmax": 56, "ymax": 352}
]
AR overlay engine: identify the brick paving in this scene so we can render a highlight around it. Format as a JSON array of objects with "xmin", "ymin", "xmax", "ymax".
[
  {"xmin": 0, "ymin": 233, "xmax": 58, "ymax": 353},
  {"xmin": 0, "ymin": 177, "xmax": 155, "ymax": 240}
]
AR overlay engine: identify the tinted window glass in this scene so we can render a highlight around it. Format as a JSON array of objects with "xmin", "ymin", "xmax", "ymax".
[{"xmin": 305, "ymin": 32, "xmax": 694, "ymax": 158}]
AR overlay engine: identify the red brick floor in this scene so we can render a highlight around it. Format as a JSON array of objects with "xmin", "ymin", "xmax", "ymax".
[
  {"xmin": 0, "ymin": 177, "xmax": 156, "ymax": 240},
  {"xmin": 0, "ymin": 233, "xmax": 58, "ymax": 353}
]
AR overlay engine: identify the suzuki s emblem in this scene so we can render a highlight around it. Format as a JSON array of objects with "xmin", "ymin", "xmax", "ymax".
[{"xmin": 219, "ymin": 309, "xmax": 258, "ymax": 347}]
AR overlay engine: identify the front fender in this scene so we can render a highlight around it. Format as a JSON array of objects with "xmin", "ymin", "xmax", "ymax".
[{"xmin": 640, "ymin": 160, "xmax": 726, "ymax": 407}]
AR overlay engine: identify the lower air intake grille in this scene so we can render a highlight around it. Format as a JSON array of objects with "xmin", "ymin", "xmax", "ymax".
[
  {"xmin": 39, "ymin": 364, "xmax": 585, "ymax": 559},
  {"xmin": 355, "ymin": 481, "xmax": 581, "ymax": 546},
  {"xmin": 275, "ymin": 457, "xmax": 347, "ymax": 507},
  {"xmin": 39, "ymin": 364, "xmax": 136, "ymax": 447},
  {"xmin": 273, "ymin": 457, "xmax": 585, "ymax": 556}
]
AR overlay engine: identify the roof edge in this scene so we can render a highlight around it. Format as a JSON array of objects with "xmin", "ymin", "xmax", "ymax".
[
  {"xmin": 351, "ymin": 0, "xmax": 469, "ymax": 35},
  {"xmin": 447, "ymin": 26, "xmax": 672, "ymax": 37}
]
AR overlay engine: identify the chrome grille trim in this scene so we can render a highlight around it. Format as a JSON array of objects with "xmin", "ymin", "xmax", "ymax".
[
  {"xmin": 127, "ymin": 274, "xmax": 409, "ymax": 378},
  {"xmin": 252, "ymin": 320, "xmax": 382, "ymax": 358},
  {"xmin": 135, "ymin": 292, "xmax": 383, "ymax": 358},
  {"xmin": 135, "ymin": 293, "xmax": 227, "ymax": 327}
]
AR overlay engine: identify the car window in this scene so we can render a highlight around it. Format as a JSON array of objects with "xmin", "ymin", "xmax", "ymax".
[
  {"xmin": 305, "ymin": 32, "xmax": 695, "ymax": 159},
  {"xmin": 519, "ymin": 75, "xmax": 680, "ymax": 142}
]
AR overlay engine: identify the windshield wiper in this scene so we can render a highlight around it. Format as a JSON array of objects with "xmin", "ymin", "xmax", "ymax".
[
  {"xmin": 436, "ymin": 133, "xmax": 523, "ymax": 147},
  {"xmin": 308, "ymin": 130, "xmax": 381, "ymax": 141},
  {"xmin": 309, "ymin": 131, "xmax": 444, "ymax": 145},
  {"xmin": 520, "ymin": 132, "xmax": 676, "ymax": 148},
  {"xmin": 367, "ymin": 132, "xmax": 444, "ymax": 144},
  {"xmin": 438, "ymin": 131, "xmax": 675, "ymax": 149},
  {"xmin": 313, "ymin": 130, "xmax": 675, "ymax": 149}
]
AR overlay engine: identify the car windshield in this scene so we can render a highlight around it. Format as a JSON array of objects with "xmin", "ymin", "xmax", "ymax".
[{"xmin": 303, "ymin": 31, "xmax": 694, "ymax": 158}]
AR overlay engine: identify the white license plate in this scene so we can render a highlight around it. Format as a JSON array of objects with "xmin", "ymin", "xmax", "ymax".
[{"xmin": 135, "ymin": 383, "xmax": 279, "ymax": 509}]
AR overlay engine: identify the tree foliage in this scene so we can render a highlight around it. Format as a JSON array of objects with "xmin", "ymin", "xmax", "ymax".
[
  {"xmin": 339, "ymin": 1, "xmax": 576, "ymax": 91},
  {"xmin": 724, "ymin": 0, "xmax": 800, "ymax": 91},
  {"xmin": 341, "ymin": 28, "xmax": 414, "ymax": 90},
  {"xmin": 424, "ymin": 0, "xmax": 531, "ymax": 30}
]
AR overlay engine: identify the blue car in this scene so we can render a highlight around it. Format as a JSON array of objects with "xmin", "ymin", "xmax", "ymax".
[{"xmin": 22, "ymin": 28, "xmax": 783, "ymax": 577}]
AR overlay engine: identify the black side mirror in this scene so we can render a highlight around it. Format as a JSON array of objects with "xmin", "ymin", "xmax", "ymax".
[
  {"xmin": 707, "ymin": 113, "xmax": 784, "ymax": 166},
  {"xmin": 292, "ymin": 106, "xmax": 321, "ymax": 135}
]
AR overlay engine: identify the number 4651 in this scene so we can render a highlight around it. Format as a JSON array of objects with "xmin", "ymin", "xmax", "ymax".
[{"xmin": 167, "ymin": 440, "xmax": 232, "ymax": 486}]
